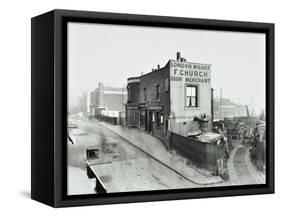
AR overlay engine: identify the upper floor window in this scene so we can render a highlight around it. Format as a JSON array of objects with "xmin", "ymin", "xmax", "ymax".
[
  {"xmin": 144, "ymin": 88, "xmax": 147, "ymax": 102},
  {"xmin": 186, "ymin": 85, "xmax": 198, "ymax": 107},
  {"xmin": 156, "ymin": 85, "xmax": 160, "ymax": 100},
  {"xmin": 127, "ymin": 86, "xmax": 131, "ymax": 102}
]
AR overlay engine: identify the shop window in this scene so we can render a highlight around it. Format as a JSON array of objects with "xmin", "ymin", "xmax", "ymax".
[
  {"xmin": 186, "ymin": 85, "xmax": 198, "ymax": 107},
  {"xmin": 140, "ymin": 110, "xmax": 146, "ymax": 128},
  {"xmin": 160, "ymin": 114, "xmax": 164, "ymax": 124},
  {"xmin": 156, "ymin": 85, "xmax": 160, "ymax": 100}
]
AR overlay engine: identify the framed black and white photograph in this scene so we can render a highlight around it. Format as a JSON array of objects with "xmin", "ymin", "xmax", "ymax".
[{"xmin": 31, "ymin": 9, "xmax": 274, "ymax": 207}]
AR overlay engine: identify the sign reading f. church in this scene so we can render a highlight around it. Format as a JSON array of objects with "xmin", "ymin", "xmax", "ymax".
[{"xmin": 170, "ymin": 60, "xmax": 211, "ymax": 83}]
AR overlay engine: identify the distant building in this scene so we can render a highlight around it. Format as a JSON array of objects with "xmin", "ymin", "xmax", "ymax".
[
  {"xmin": 126, "ymin": 52, "xmax": 213, "ymax": 146},
  {"xmin": 213, "ymin": 98, "xmax": 247, "ymax": 120},
  {"xmin": 81, "ymin": 91, "xmax": 90, "ymax": 113},
  {"xmin": 90, "ymin": 82, "xmax": 127, "ymax": 118},
  {"xmin": 69, "ymin": 91, "xmax": 90, "ymax": 115}
]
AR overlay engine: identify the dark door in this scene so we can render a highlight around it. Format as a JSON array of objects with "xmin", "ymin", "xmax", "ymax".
[
  {"xmin": 148, "ymin": 111, "xmax": 153, "ymax": 133},
  {"xmin": 144, "ymin": 110, "xmax": 148, "ymax": 131}
]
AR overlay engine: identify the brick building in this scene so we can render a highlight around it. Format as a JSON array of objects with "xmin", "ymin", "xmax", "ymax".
[
  {"xmin": 90, "ymin": 82, "xmax": 127, "ymax": 118},
  {"xmin": 126, "ymin": 52, "xmax": 213, "ymax": 148}
]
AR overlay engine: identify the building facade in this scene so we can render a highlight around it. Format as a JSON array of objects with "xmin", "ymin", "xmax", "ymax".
[
  {"xmin": 126, "ymin": 52, "xmax": 213, "ymax": 148},
  {"xmin": 90, "ymin": 82, "xmax": 127, "ymax": 118},
  {"xmin": 213, "ymin": 98, "xmax": 247, "ymax": 119}
]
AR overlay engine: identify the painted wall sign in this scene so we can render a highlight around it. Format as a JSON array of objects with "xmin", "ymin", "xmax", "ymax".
[{"xmin": 170, "ymin": 60, "xmax": 211, "ymax": 83}]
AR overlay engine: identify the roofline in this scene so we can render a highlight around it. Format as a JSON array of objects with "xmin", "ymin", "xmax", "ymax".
[
  {"xmin": 127, "ymin": 58, "xmax": 211, "ymax": 83},
  {"xmin": 127, "ymin": 76, "xmax": 140, "ymax": 81},
  {"xmin": 131, "ymin": 61, "xmax": 170, "ymax": 80}
]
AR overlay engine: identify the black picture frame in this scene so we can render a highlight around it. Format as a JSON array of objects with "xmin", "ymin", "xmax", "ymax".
[{"xmin": 31, "ymin": 9, "xmax": 274, "ymax": 207}]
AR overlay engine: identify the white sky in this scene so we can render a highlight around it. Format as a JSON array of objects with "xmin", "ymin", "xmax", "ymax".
[{"xmin": 68, "ymin": 22, "xmax": 265, "ymax": 112}]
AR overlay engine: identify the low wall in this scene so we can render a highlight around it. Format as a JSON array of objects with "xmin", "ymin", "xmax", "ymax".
[
  {"xmin": 170, "ymin": 133, "xmax": 224, "ymax": 174},
  {"xmin": 119, "ymin": 117, "xmax": 126, "ymax": 126},
  {"xmin": 98, "ymin": 115, "xmax": 118, "ymax": 125}
]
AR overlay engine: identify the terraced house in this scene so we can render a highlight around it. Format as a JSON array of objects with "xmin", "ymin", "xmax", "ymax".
[{"xmin": 126, "ymin": 52, "xmax": 214, "ymax": 149}]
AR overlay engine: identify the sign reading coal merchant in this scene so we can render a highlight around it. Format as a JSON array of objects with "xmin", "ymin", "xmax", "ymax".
[{"xmin": 170, "ymin": 60, "xmax": 211, "ymax": 83}]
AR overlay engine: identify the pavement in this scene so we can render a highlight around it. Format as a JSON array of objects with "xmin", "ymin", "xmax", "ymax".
[
  {"xmin": 67, "ymin": 166, "xmax": 96, "ymax": 195},
  {"xmin": 68, "ymin": 119, "xmax": 198, "ymax": 193},
  {"xmin": 68, "ymin": 119, "xmax": 265, "ymax": 195},
  {"xmin": 97, "ymin": 121, "xmax": 223, "ymax": 185},
  {"xmin": 91, "ymin": 158, "xmax": 198, "ymax": 193}
]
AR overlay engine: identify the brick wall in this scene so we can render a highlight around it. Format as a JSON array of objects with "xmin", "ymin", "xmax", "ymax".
[
  {"xmin": 139, "ymin": 66, "xmax": 170, "ymax": 115},
  {"xmin": 127, "ymin": 81, "xmax": 140, "ymax": 103},
  {"xmin": 171, "ymin": 132, "xmax": 224, "ymax": 174},
  {"xmin": 137, "ymin": 66, "xmax": 170, "ymax": 145}
]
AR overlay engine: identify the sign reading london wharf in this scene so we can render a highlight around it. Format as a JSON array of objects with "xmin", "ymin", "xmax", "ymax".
[{"xmin": 170, "ymin": 61, "xmax": 211, "ymax": 83}]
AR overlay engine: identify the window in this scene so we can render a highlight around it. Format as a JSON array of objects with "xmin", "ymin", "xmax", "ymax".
[
  {"xmin": 144, "ymin": 88, "xmax": 147, "ymax": 101},
  {"xmin": 127, "ymin": 86, "xmax": 131, "ymax": 102},
  {"xmin": 156, "ymin": 85, "xmax": 160, "ymax": 100},
  {"xmin": 160, "ymin": 114, "xmax": 164, "ymax": 124},
  {"xmin": 186, "ymin": 85, "xmax": 198, "ymax": 107}
]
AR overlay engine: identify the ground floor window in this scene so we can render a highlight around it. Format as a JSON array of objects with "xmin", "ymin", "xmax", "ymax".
[
  {"xmin": 160, "ymin": 114, "xmax": 164, "ymax": 124},
  {"xmin": 140, "ymin": 110, "xmax": 146, "ymax": 128},
  {"xmin": 126, "ymin": 108, "xmax": 139, "ymax": 126}
]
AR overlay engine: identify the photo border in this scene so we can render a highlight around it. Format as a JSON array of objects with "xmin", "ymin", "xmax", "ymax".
[{"xmin": 52, "ymin": 9, "xmax": 274, "ymax": 207}]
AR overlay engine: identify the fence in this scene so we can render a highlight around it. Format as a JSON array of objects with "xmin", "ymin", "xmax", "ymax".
[
  {"xmin": 98, "ymin": 115, "xmax": 118, "ymax": 125},
  {"xmin": 170, "ymin": 133, "xmax": 225, "ymax": 174},
  {"xmin": 96, "ymin": 111, "xmax": 126, "ymax": 126}
]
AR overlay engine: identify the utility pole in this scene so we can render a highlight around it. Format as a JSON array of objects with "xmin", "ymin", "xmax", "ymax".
[{"xmin": 219, "ymin": 88, "xmax": 222, "ymax": 120}]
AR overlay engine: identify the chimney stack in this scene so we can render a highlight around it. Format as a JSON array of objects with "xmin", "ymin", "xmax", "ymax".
[
  {"xmin": 98, "ymin": 82, "xmax": 104, "ymax": 107},
  {"xmin": 98, "ymin": 82, "xmax": 104, "ymax": 89},
  {"xmin": 157, "ymin": 64, "xmax": 160, "ymax": 69},
  {"xmin": 176, "ymin": 52, "xmax": 181, "ymax": 61}
]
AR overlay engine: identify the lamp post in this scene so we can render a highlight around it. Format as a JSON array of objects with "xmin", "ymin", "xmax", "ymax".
[
  {"xmin": 201, "ymin": 113, "xmax": 209, "ymax": 132},
  {"xmin": 194, "ymin": 113, "xmax": 209, "ymax": 133}
]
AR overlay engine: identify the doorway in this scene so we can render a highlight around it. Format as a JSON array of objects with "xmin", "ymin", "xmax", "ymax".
[{"xmin": 148, "ymin": 111, "xmax": 153, "ymax": 133}]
